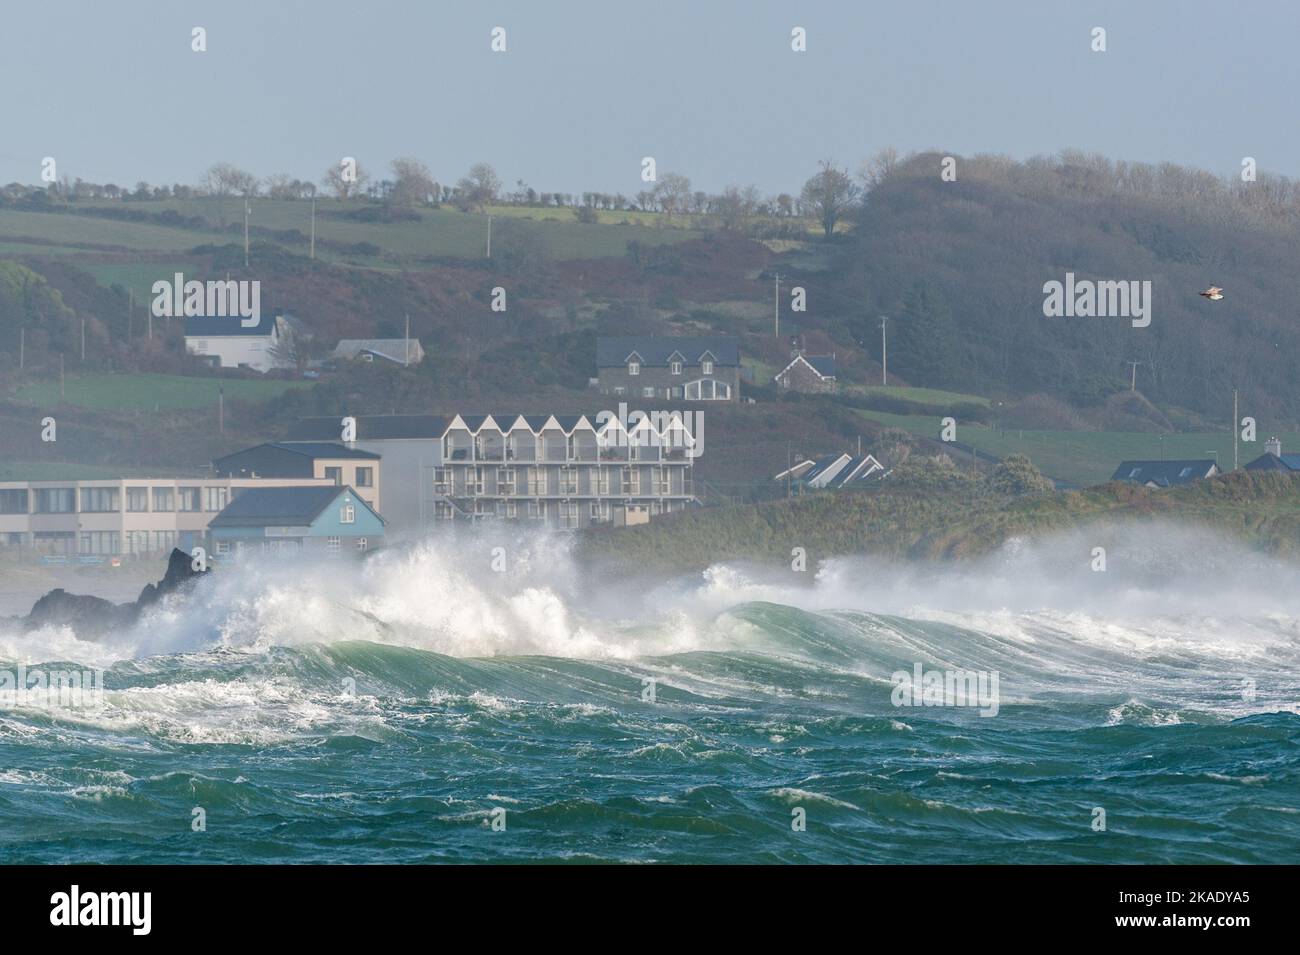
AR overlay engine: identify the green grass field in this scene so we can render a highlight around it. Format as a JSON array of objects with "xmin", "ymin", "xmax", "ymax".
[
  {"xmin": 0, "ymin": 199, "xmax": 704, "ymax": 264},
  {"xmin": 856, "ymin": 409, "xmax": 1293, "ymax": 486},
  {"xmin": 851, "ymin": 385, "xmax": 992, "ymax": 407},
  {"xmin": 13, "ymin": 373, "xmax": 308, "ymax": 412}
]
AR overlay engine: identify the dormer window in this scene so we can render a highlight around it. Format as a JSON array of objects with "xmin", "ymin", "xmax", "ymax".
[
  {"xmin": 670, "ymin": 360, "xmax": 682, "ymax": 375},
  {"xmin": 701, "ymin": 360, "xmax": 713, "ymax": 375},
  {"xmin": 628, "ymin": 361, "xmax": 640, "ymax": 376}
]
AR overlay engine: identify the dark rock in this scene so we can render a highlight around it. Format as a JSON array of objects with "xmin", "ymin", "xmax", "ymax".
[{"xmin": 22, "ymin": 549, "xmax": 210, "ymax": 640}]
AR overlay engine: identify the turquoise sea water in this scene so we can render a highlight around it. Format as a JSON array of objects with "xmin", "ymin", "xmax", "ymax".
[{"xmin": 1, "ymin": 533, "xmax": 1298, "ymax": 864}]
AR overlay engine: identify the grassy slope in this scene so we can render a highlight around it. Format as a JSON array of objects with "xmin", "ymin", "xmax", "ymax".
[
  {"xmin": 0, "ymin": 200, "xmax": 702, "ymax": 263},
  {"xmin": 854, "ymin": 409, "xmax": 1293, "ymax": 486},
  {"xmin": 578, "ymin": 470, "xmax": 1300, "ymax": 573},
  {"xmin": 13, "ymin": 373, "xmax": 308, "ymax": 411}
]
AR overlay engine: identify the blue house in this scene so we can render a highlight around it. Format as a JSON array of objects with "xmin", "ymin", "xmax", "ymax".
[
  {"xmin": 1244, "ymin": 437, "xmax": 1300, "ymax": 473},
  {"xmin": 208, "ymin": 486, "xmax": 385, "ymax": 558}
]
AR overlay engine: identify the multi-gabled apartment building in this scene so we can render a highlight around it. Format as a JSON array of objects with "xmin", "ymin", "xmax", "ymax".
[
  {"xmin": 288, "ymin": 412, "xmax": 700, "ymax": 532},
  {"xmin": 595, "ymin": 336, "xmax": 740, "ymax": 402}
]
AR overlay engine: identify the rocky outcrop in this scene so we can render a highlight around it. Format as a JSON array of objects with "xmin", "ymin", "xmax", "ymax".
[{"xmin": 22, "ymin": 548, "xmax": 209, "ymax": 639}]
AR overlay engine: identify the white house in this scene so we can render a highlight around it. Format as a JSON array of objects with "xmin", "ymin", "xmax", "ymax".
[{"xmin": 185, "ymin": 314, "xmax": 297, "ymax": 372}]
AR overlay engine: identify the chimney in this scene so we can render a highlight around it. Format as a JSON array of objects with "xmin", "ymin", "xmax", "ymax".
[{"xmin": 1266, "ymin": 436, "xmax": 1282, "ymax": 458}]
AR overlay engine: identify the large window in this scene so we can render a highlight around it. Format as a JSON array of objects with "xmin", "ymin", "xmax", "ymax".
[
  {"xmin": 355, "ymin": 467, "xmax": 374, "ymax": 487},
  {"xmin": 204, "ymin": 486, "xmax": 228, "ymax": 512},
  {"xmin": 0, "ymin": 489, "xmax": 29, "ymax": 514},
  {"xmin": 684, "ymin": 378, "xmax": 731, "ymax": 401},
  {"xmin": 178, "ymin": 487, "xmax": 201, "ymax": 512},
  {"xmin": 153, "ymin": 487, "xmax": 175, "ymax": 512},
  {"xmin": 80, "ymin": 487, "xmax": 119, "ymax": 513},
  {"xmin": 126, "ymin": 487, "xmax": 149, "ymax": 512},
  {"xmin": 324, "ymin": 467, "xmax": 342, "ymax": 485},
  {"xmin": 79, "ymin": 531, "xmax": 120, "ymax": 555}
]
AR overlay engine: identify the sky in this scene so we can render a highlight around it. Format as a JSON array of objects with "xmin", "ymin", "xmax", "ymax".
[{"xmin": 0, "ymin": 0, "xmax": 1294, "ymax": 196}]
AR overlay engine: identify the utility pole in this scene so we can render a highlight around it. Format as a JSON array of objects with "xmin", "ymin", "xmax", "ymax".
[
  {"xmin": 309, "ymin": 195, "xmax": 316, "ymax": 260},
  {"xmin": 1233, "ymin": 388, "xmax": 1239, "ymax": 471},
  {"xmin": 486, "ymin": 215, "xmax": 492, "ymax": 259},
  {"xmin": 59, "ymin": 353, "xmax": 65, "ymax": 400},
  {"xmin": 773, "ymin": 273, "xmax": 781, "ymax": 337},
  {"xmin": 880, "ymin": 316, "xmax": 889, "ymax": 386},
  {"xmin": 405, "ymin": 313, "xmax": 411, "ymax": 366},
  {"xmin": 80, "ymin": 318, "xmax": 85, "ymax": 361},
  {"xmin": 1126, "ymin": 360, "xmax": 1142, "ymax": 391},
  {"xmin": 128, "ymin": 289, "xmax": 133, "ymax": 340},
  {"xmin": 244, "ymin": 199, "xmax": 251, "ymax": 267},
  {"xmin": 19, "ymin": 328, "xmax": 24, "ymax": 371},
  {"xmin": 218, "ymin": 387, "xmax": 224, "ymax": 434}
]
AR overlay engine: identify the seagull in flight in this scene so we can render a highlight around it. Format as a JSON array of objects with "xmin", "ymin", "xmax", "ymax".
[{"xmin": 1199, "ymin": 286, "xmax": 1224, "ymax": 300}]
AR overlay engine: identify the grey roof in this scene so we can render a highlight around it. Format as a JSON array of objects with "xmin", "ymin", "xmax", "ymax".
[
  {"xmin": 184, "ymin": 313, "xmax": 278, "ymax": 337},
  {"xmin": 775, "ymin": 453, "xmax": 883, "ymax": 488},
  {"xmin": 1111, "ymin": 460, "xmax": 1217, "ymax": 487},
  {"xmin": 271, "ymin": 442, "xmax": 379, "ymax": 460},
  {"xmin": 210, "ymin": 485, "xmax": 354, "ymax": 527},
  {"xmin": 1244, "ymin": 452, "xmax": 1300, "ymax": 472},
  {"xmin": 290, "ymin": 415, "xmax": 452, "ymax": 441},
  {"xmin": 596, "ymin": 336, "xmax": 739, "ymax": 368},
  {"xmin": 806, "ymin": 355, "xmax": 836, "ymax": 378},
  {"xmin": 333, "ymin": 339, "xmax": 423, "ymax": 362}
]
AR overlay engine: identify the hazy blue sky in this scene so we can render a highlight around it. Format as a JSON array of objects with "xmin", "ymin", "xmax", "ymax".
[{"xmin": 1, "ymin": 0, "xmax": 1293, "ymax": 195}]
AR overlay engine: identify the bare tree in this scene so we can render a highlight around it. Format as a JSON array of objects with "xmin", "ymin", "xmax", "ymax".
[
  {"xmin": 858, "ymin": 147, "xmax": 900, "ymax": 190},
  {"xmin": 654, "ymin": 172, "xmax": 692, "ymax": 220},
  {"xmin": 454, "ymin": 162, "xmax": 502, "ymax": 212},
  {"xmin": 322, "ymin": 161, "xmax": 371, "ymax": 200},
  {"xmin": 389, "ymin": 157, "xmax": 438, "ymax": 207},
  {"xmin": 800, "ymin": 160, "xmax": 860, "ymax": 238}
]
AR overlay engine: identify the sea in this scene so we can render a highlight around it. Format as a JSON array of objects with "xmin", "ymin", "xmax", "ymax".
[{"xmin": 1, "ymin": 523, "xmax": 1297, "ymax": 864}]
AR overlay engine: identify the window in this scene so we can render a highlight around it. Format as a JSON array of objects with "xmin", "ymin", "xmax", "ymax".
[
  {"xmin": 35, "ymin": 488, "xmax": 75, "ymax": 513},
  {"xmin": 560, "ymin": 469, "xmax": 578, "ymax": 495},
  {"xmin": 642, "ymin": 386, "xmax": 655, "ymax": 398},
  {"xmin": 498, "ymin": 467, "xmax": 516, "ymax": 494},
  {"xmin": 355, "ymin": 467, "xmax": 374, "ymax": 488},
  {"xmin": 153, "ymin": 487, "xmax": 175, "ymax": 512},
  {"xmin": 670, "ymin": 360, "xmax": 682, "ymax": 375},
  {"xmin": 597, "ymin": 468, "xmax": 611, "ymax": 495},
  {"xmin": 178, "ymin": 487, "xmax": 201, "ymax": 512},
  {"xmin": 78, "ymin": 531, "xmax": 119, "ymax": 555},
  {"xmin": 324, "ymin": 467, "xmax": 342, "ymax": 485},
  {"xmin": 433, "ymin": 467, "xmax": 450, "ymax": 494},
  {"xmin": 0, "ymin": 489, "xmax": 28, "ymax": 514},
  {"xmin": 80, "ymin": 487, "xmax": 119, "ymax": 513},
  {"xmin": 125, "ymin": 530, "xmax": 149, "ymax": 554},
  {"xmin": 702, "ymin": 359, "xmax": 714, "ymax": 375},
  {"xmin": 126, "ymin": 487, "xmax": 149, "ymax": 512},
  {"xmin": 356, "ymin": 537, "xmax": 368, "ymax": 552},
  {"xmin": 627, "ymin": 361, "xmax": 640, "ymax": 376},
  {"xmin": 152, "ymin": 531, "xmax": 176, "ymax": 553},
  {"xmin": 1179, "ymin": 467, "xmax": 1194, "ymax": 478},
  {"xmin": 326, "ymin": 536, "xmax": 341, "ymax": 556},
  {"xmin": 684, "ymin": 379, "xmax": 730, "ymax": 401},
  {"xmin": 214, "ymin": 539, "xmax": 231, "ymax": 556},
  {"xmin": 613, "ymin": 386, "xmax": 626, "ymax": 396},
  {"xmin": 340, "ymin": 502, "xmax": 356, "ymax": 524},
  {"xmin": 203, "ymin": 486, "xmax": 228, "ymax": 512}
]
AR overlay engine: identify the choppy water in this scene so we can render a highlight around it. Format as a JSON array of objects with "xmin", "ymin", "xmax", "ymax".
[{"xmin": 1, "ymin": 526, "xmax": 1298, "ymax": 864}]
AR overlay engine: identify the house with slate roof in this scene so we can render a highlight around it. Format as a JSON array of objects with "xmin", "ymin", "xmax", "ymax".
[
  {"xmin": 332, "ymin": 338, "xmax": 425, "ymax": 366},
  {"xmin": 1110, "ymin": 459, "xmax": 1219, "ymax": 488},
  {"xmin": 773, "ymin": 453, "xmax": 885, "ymax": 492},
  {"xmin": 208, "ymin": 485, "xmax": 384, "ymax": 558},
  {"xmin": 213, "ymin": 442, "xmax": 381, "ymax": 513},
  {"xmin": 184, "ymin": 313, "xmax": 299, "ymax": 372},
  {"xmin": 595, "ymin": 336, "xmax": 740, "ymax": 402},
  {"xmin": 774, "ymin": 353, "xmax": 837, "ymax": 393},
  {"xmin": 1244, "ymin": 437, "xmax": 1300, "ymax": 473}
]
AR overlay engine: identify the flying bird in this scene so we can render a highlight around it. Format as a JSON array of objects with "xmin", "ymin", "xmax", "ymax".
[{"xmin": 1199, "ymin": 286, "xmax": 1224, "ymax": 300}]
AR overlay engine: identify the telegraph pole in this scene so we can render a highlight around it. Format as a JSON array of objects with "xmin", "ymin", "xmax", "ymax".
[
  {"xmin": 405, "ymin": 313, "xmax": 411, "ymax": 366},
  {"xmin": 1126, "ymin": 360, "xmax": 1142, "ymax": 391},
  {"xmin": 773, "ymin": 273, "xmax": 781, "ymax": 337},
  {"xmin": 880, "ymin": 316, "xmax": 889, "ymax": 386},
  {"xmin": 1233, "ymin": 388, "xmax": 1239, "ymax": 471},
  {"xmin": 218, "ymin": 387, "xmax": 224, "ymax": 433},
  {"xmin": 486, "ymin": 215, "xmax": 492, "ymax": 258},
  {"xmin": 309, "ymin": 195, "xmax": 316, "ymax": 260},
  {"xmin": 243, "ymin": 199, "xmax": 250, "ymax": 267}
]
